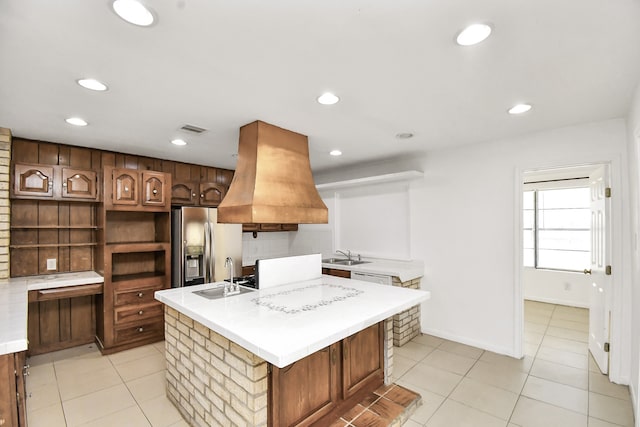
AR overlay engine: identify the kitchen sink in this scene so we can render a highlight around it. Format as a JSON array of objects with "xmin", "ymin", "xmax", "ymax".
[
  {"xmin": 322, "ymin": 258, "xmax": 348, "ymax": 264},
  {"xmin": 333, "ymin": 260, "xmax": 370, "ymax": 266},
  {"xmin": 322, "ymin": 258, "xmax": 371, "ymax": 266},
  {"xmin": 193, "ymin": 285, "xmax": 255, "ymax": 300}
]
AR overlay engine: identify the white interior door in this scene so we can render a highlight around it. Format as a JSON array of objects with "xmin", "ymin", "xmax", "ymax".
[{"xmin": 588, "ymin": 165, "xmax": 611, "ymax": 374}]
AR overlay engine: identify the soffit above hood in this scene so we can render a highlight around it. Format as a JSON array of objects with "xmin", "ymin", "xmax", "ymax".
[{"xmin": 217, "ymin": 121, "xmax": 328, "ymax": 224}]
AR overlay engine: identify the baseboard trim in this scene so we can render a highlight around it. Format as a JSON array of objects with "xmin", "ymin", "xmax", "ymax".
[
  {"xmin": 524, "ymin": 296, "xmax": 589, "ymax": 309},
  {"xmin": 420, "ymin": 327, "xmax": 517, "ymax": 358}
]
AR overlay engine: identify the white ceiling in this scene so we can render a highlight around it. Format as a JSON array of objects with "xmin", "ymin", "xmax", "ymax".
[{"xmin": 1, "ymin": 0, "xmax": 639, "ymax": 172}]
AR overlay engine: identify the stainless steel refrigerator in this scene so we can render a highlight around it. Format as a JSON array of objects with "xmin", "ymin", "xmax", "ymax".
[{"xmin": 171, "ymin": 207, "xmax": 242, "ymax": 287}]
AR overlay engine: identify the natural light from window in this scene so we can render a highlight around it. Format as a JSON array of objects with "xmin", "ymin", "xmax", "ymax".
[{"xmin": 523, "ymin": 186, "xmax": 590, "ymax": 272}]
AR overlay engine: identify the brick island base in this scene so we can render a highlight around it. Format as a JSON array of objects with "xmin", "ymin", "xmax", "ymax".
[
  {"xmin": 164, "ymin": 306, "xmax": 397, "ymax": 427},
  {"xmin": 392, "ymin": 277, "xmax": 422, "ymax": 347}
]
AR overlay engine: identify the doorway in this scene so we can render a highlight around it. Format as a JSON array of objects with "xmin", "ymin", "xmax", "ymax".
[{"xmin": 519, "ymin": 163, "xmax": 612, "ymax": 375}]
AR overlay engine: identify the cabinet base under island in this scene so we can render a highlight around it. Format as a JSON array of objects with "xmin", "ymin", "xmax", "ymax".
[{"xmin": 163, "ymin": 306, "xmax": 422, "ymax": 427}]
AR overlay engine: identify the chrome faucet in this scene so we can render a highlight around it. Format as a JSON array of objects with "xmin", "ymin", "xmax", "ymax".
[
  {"xmin": 336, "ymin": 250, "xmax": 352, "ymax": 260},
  {"xmin": 224, "ymin": 257, "xmax": 239, "ymax": 296}
]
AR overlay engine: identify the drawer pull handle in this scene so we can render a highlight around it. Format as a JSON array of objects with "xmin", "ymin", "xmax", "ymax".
[
  {"xmin": 138, "ymin": 310, "xmax": 143, "ymax": 315},
  {"xmin": 137, "ymin": 327, "xmax": 144, "ymax": 332},
  {"xmin": 137, "ymin": 292, "xmax": 143, "ymax": 298},
  {"xmin": 152, "ymin": 189, "xmax": 158, "ymax": 195}
]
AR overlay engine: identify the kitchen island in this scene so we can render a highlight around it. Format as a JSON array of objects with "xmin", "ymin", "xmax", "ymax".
[{"xmin": 155, "ymin": 275, "xmax": 430, "ymax": 426}]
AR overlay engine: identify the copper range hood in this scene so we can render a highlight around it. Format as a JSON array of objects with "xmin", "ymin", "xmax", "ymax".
[{"xmin": 217, "ymin": 120, "xmax": 328, "ymax": 224}]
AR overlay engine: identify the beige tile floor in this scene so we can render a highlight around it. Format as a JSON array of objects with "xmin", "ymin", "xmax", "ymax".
[
  {"xmin": 25, "ymin": 301, "xmax": 635, "ymax": 427},
  {"xmin": 25, "ymin": 341, "xmax": 187, "ymax": 427},
  {"xmin": 396, "ymin": 301, "xmax": 636, "ymax": 427}
]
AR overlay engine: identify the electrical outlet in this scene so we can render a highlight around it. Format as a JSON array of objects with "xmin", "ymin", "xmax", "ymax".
[{"xmin": 46, "ymin": 258, "xmax": 57, "ymax": 271}]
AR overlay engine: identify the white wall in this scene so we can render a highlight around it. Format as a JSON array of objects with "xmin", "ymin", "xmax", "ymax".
[
  {"xmin": 626, "ymin": 81, "xmax": 640, "ymax": 424},
  {"xmin": 313, "ymin": 119, "xmax": 632, "ymax": 380},
  {"xmin": 414, "ymin": 119, "xmax": 633, "ymax": 379},
  {"xmin": 523, "ymin": 268, "xmax": 591, "ymax": 308}
]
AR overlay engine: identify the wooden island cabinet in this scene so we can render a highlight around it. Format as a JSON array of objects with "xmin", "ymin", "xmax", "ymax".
[
  {"xmin": 156, "ymin": 268, "xmax": 429, "ymax": 427},
  {"xmin": 269, "ymin": 323, "xmax": 384, "ymax": 427}
]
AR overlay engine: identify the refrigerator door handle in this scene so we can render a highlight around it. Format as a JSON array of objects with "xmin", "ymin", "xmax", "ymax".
[
  {"xmin": 203, "ymin": 222, "xmax": 211, "ymax": 282},
  {"xmin": 208, "ymin": 221, "xmax": 215, "ymax": 281}
]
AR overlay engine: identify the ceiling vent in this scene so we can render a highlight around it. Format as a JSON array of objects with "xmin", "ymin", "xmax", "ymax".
[{"xmin": 180, "ymin": 124, "xmax": 208, "ymax": 134}]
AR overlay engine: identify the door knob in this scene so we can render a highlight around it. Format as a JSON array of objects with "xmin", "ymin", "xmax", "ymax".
[{"xmin": 583, "ymin": 269, "xmax": 592, "ymax": 275}]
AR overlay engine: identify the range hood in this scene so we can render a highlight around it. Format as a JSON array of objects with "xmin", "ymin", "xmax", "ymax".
[{"xmin": 217, "ymin": 120, "xmax": 328, "ymax": 224}]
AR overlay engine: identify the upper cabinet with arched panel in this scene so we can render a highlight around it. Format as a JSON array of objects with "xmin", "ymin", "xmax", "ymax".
[
  {"xmin": 105, "ymin": 166, "xmax": 170, "ymax": 211},
  {"xmin": 12, "ymin": 163, "xmax": 98, "ymax": 201}
]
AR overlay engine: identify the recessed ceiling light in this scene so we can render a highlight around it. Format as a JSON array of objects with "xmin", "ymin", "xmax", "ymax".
[
  {"xmin": 112, "ymin": 0, "xmax": 155, "ymax": 27},
  {"xmin": 317, "ymin": 93, "xmax": 340, "ymax": 105},
  {"xmin": 396, "ymin": 133, "xmax": 414, "ymax": 140},
  {"xmin": 65, "ymin": 117, "xmax": 88, "ymax": 126},
  {"xmin": 171, "ymin": 139, "xmax": 187, "ymax": 146},
  {"xmin": 456, "ymin": 23, "xmax": 492, "ymax": 46},
  {"xmin": 77, "ymin": 78, "xmax": 108, "ymax": 91},
  {"xmin": 329, "ymin": 150, "xmax": 342, "ymax": 156},
  {"xmin": 508, "ymin": 103, "xmax": 532, "ymax": 115}
]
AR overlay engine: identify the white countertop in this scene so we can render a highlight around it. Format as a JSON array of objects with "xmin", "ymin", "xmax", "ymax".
[
  {"xmin": 0, "ymin": 271, "xmax": 104, "ymax": 356},
  {"xmin": 322, "ymin": 258, "xmax": 424, "ymax": 283},
  {"xmin": 0, "ymin": 279, "xmax": 28, "ymax": 355},
  {"xmin": 155, "ymin": 275, "xmax": 430, "ymax": 368},
  {"xmin": 10, "ymin": 271, "xmax": 104, "ymax": 291}
]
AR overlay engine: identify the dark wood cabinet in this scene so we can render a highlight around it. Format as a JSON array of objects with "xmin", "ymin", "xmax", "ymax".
[
  {"xmin": 61, "ymin": 167, "xmax": 97, "ymax": 200},
  {"xmin": 12, "ymin": 162, "xmax": 98, "ymax": 201},
  {"xmin": 112, "ymin": 169, "xmax": 137, "ymax": 206},
  {"xmin": 0, "ymin": 351, "xmax": 27, "ymax": 427},
  {"xmin": 170, "ymin": 181, "xmax": 197, "ymax": 205},
  {"xmin": 27, "ymin": 284, "xmax": 103, "ymax": 355},
  {"xmin": 169, "ymin": 162, "xmax": 232, "ymax": 207},
  {"xmin": 142, "ymin": 171, "xmax": 167, "ymax": 206},
  {"xmin": 242, "ymin": 223, "xmax": 299, "ymax": 233},
  {"xmin": 98, "ymin": 167, "xmax": 171, "ymax": 354},
  {"xmin": 106, "ymin": 167, "xmax": 170, "ymax": 211},
  {"xmin": 170, "ymin": 180, "xmax": 227, "ymax": 207},
  {"xmin": 269, "ymin": 322, "xmax": 384, "ymax": 427},
  {"xmin": 198, "ymin": 181, "xmax": 226, "ymax": 206},
  {"xmin": 13, "ymin": 163, "xmax": 54, "ymax": 198},
  {"xmin": 270, "ymin": 344, "xmax": 339, "ymax": 427},
  {"xmin": 322, "ymin": 268, "xmax": 351, "ymax": 279},
  {"xmin": 342, "ymin": 323, "xmax": 384, "ymax": 399}
]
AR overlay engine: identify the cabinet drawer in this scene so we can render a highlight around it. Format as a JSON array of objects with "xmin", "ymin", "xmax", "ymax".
[
  {"xmin": 114, "ymin": 286, "xmax": 163, "ymax": 306},
  {"xmin": 114, "ymin": 317, "xmax": 164, "ymax": 344},
  {"xmin": 114, "ymin": 302, "xmax": 163, "ymax": 325}
]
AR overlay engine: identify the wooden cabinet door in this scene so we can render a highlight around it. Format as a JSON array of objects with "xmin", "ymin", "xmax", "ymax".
[
  {"xmin": 112, "ymin": 169, "xmax": 138, "ymax": 206},
  {"xmin": 14, "ymin": 352, "xmax": 27, "ymax": 427},
  {"xmin": 62, "ymin": 167, "xmax": 97, "ymax": 200},
  {"xmin": 198, "ymin": 182, "xmax": 226, "ymax": 206},
  {"xmin": 0, "ymin": 353, "xmax": 18, "ymax": 427},
  {"xmin": 171, "ymin": 181, "xmax": 197, "ymax": 205},
  {"xmin": 342, "ymin": 322, "xmax": 384, "ymax": 399},
  {"xmin": 13, "ymin": 163, "xmax": 54, "ymax": 198},
  {"xmin": 142, "ymin": 171, "xmax": 167, "ymax": 207},
  {"xmin": 270, "ymin": 344, "xmax": 339, "ymax": 427}
]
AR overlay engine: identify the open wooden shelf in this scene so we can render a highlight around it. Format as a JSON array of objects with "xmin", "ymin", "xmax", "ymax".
[
  {"xmin": 10, "ymin": 242, "xmax": 98, "ymax": 249},
  {"xmin": 11, "ymin": 225, "xmax": 99, "ymax": 230}
]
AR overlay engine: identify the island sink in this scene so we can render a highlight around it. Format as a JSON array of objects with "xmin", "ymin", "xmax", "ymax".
[{"xmin": 192, "ymin": 284, "xmax": 255, "ymax": 300}]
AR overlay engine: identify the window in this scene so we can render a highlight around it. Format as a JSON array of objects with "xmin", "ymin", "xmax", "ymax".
[{"xmin": 523, "ymin": 183, "xmax": 590, "ymax": 272}]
